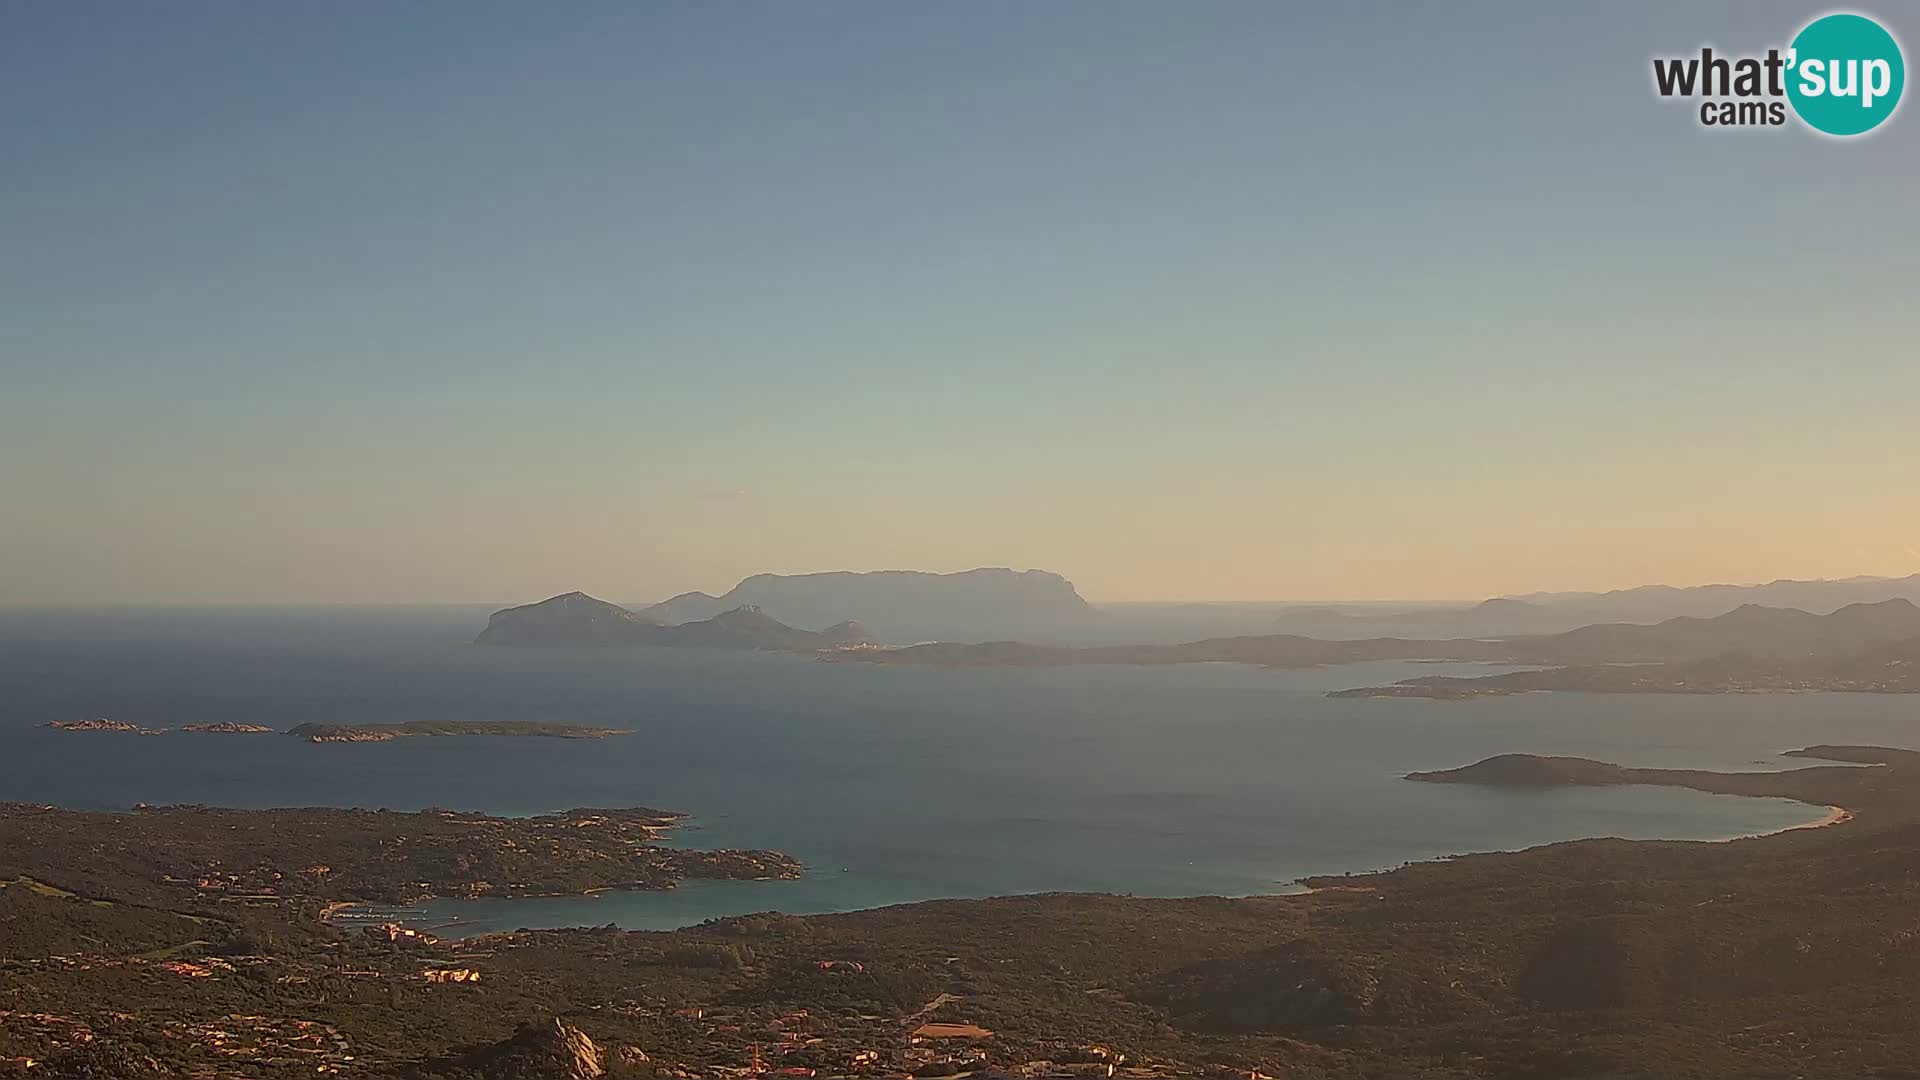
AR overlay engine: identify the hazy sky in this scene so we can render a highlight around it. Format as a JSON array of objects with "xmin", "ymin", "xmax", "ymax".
[{"xmin": 4, "ymin": 2, "xmax": 1916, "ymax": 605}]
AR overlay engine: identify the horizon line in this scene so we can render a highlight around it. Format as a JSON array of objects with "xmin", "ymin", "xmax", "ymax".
[{"xmin": 2, "ymin": 566, "xmax": 1916, "ymax": 613}]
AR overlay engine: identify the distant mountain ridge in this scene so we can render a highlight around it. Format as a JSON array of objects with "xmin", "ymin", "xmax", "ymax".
[
  {"xmin": 1330, "ymin": 599, "xmax": 1920, "ymax": 699},
  {"xmin": 476, "ymin": 592, "xmax": 870, "ymax": 651},
  {"xmin": 836, "ymin": 599, "xmax": 1920, "ymax": 674},
  {"xmin": 1244, "ymin": 574, "xmax": 1920, "ymax": 643},
  {"xmin": 1503, "ymin": 598, "xmax": 1920, "ymax": 665},
  {"xmin": 637, "ymin": 567, "xmax": 1101, "ymax": 643},
  {"xmin": 1508, "ymin": 573, "xmax": 1920, "ymax": 621}
]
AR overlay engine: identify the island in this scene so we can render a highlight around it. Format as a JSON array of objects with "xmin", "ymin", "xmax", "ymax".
[
  {"xmin": 45, "ymin": 719, "xmax": 631, "ymax": 741},
  {"xmin": 285, "ymin": 720, "xmax": 629, "ymax": 743},
  {"xmin": 10, "ymin": 747, "xmax": 1920, "ymax": 1077},
  {"xmin": 476, "ymin": 591, "xmax": 872, "ymax": 651}
]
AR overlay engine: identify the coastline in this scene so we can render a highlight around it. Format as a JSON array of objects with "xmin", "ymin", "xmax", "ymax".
[
  {"xmin": 12, "ymin": 751, "xmax": 1919, "ymax": 1078},
  {"xmin": 16, "ymin": 696, "xmax": 1903, "ymax": 939},
  {"xmin": 1719, "ymin": 802, "xmax": 1852, "ymax": 842},
  {"xmin": 402, "ymin": 784, "xmax": 1837, "ymax": 937}
]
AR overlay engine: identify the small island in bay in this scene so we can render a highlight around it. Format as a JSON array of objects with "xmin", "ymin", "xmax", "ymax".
[
  {"xmin": 285, "ymin": 720, "xmax": 630, "ymax": 743},
  {"xmin": 178, "ymin": 722, "xmax": 276, "ymax": 733}
]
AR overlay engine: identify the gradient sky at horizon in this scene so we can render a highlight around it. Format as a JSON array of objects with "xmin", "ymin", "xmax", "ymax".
[{"xmin": 4, "ymin": 2, "xmax": 1917, "ymax": 605}]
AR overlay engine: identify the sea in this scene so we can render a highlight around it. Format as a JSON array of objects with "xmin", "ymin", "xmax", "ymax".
[{"xmin": 2, "ymin": 606, "xmax": 1911, "ymax": 935}]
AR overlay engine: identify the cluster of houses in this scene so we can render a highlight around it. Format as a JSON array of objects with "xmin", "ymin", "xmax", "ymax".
[
  {"xmin": 365, "ymin": 921, "xmax": 439, "ymax": 946},
  {"xmin": 0, "ymin": 1010, "xmax": 357, "ymax": 1077},
  {"xmin": 606, "ymin": 997, "xmax": 1258, "ymax": 1079},
  {"xmin": 421, "ymin": 967, "xmax": 482, "ymax": 984}
]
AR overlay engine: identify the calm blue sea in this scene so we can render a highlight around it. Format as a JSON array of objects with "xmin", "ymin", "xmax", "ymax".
[{"xmin": 2, "ymin": 607, "xmax": 1909, "ymax": 933}]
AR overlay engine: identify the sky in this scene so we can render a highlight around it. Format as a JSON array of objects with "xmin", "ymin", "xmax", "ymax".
[{"xmin": 3, "ymin": 2, "xmax": 1917, "ymax": 605}]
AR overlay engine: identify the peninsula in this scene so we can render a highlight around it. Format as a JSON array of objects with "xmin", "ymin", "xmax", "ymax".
[
  {"xmin": 1404, "ymin": 745, "xmax": 1908, "ymax": 808},
  {"xmin": 0, "ymin": 802, "xmax": 799, "ymax": 908}
]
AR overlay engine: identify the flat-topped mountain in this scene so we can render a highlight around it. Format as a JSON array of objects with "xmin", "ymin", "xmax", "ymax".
[
  {"xmin": 476, "ymin": 592, "xmax": 871, "ymax": 651},
  {"xmin": 639, "ymin": 567, "xmax": 1101, "ymax": 643}
]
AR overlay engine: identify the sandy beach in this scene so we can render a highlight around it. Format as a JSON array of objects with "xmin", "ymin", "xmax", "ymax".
[{"xmin": 1719, "ymin": 803, "xmax": 1853, "ymax": 842}]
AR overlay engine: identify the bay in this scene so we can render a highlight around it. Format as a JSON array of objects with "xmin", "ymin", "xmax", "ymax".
[{"xmin": 2, "ymin": 607, "xmax": 1898, "ymax": 934}]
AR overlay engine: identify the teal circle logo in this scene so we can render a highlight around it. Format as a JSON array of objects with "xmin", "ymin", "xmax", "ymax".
[{"xmin": 1786, "ymin": 13, "xmax": 1905, "ymax": 136}]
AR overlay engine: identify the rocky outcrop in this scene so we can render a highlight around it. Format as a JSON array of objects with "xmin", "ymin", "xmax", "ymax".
[
  {"xmin": 460, "ymin": 1018, "xmax": 604, "ymax": 1079},
  {"xmin": 43, "ymin": 718, "xmax": 160, "ymax": 734},
  {"xmin": 286, "ymin": 724, "xmax": 398, "ymax": 743}
]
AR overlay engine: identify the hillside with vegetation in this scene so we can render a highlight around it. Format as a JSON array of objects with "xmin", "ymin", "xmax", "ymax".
[{"xmin": 9, "ymin": 748, "xmax": 1920, "ymax": 1076}]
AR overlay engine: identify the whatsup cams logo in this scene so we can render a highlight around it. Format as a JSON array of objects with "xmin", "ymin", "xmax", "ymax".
[{"xmin": 1652, "ymin": 11, "xmax": 1905, "ymax": 135}]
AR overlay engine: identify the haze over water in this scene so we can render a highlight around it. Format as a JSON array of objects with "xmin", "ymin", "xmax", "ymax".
[{"xmin": 3, "ymin": 607, "xmax": 1898, "ymax": 933}]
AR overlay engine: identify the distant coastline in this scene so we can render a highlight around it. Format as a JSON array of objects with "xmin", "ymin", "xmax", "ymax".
[
  {"xmin": 41, "ymin": 718, "xmax": 629, "ymax": 743},
  {"xmin": 286, "ymin": 720, "xmax": 629, "ymax": 743},
  {"xmin": 824, "ymin": 601, "xmax": 1920, "ymax": 703}
]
